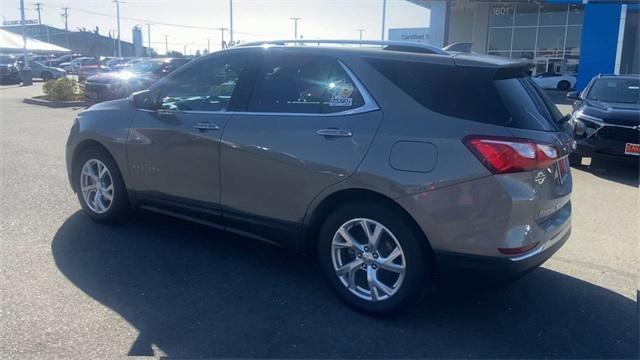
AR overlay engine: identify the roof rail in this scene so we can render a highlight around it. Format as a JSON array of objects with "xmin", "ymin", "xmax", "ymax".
[{"xmin": 235, "ymin": 39, "xmax": 449, "ymax": 55}]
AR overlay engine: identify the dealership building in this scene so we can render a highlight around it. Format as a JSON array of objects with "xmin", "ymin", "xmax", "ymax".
[{"xmin": 406, "ymin": 0, "xmax": 639, "ymax": 89}]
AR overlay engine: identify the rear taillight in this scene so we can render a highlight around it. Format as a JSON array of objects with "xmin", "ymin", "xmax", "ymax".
[{"xmin": 463, "ymin": 136, "xmax": 558, "ymax": 174}]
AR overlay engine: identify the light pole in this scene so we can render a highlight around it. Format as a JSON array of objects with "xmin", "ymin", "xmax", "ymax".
[
  {"xmin": 380, "ymin": 0, "xmax": 387, "ymax": 41},
  {"xmin": 229, "ymin": 0, "xmax": 234, "ymax": 45},
  {"xmin": 113, "ymin": 0, "xmax": 123, "ymax": 57},
  {"xmin": 356, "ymin": 29, "xmax": 365, "ymax": 45},
  {"xmin": 20, "ymin": 0, "xmax": 32, "ymax": 85},
  {"xmin": 163, "ymin": 34, "xmax": 169, "ymax": 55},
  {"xmin": 207, "ymin": 38, "xmax": 211, "ymax": 53},
  {"xmin": 146, "ymin": 23, "xmax": 153, "ymax": 57},
  {"xmin": 290, "ymin": 17, "xmax": 301, "ymax": 39}
]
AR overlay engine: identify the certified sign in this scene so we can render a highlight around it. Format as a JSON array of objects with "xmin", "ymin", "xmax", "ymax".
[
  {"xmin": 3, "ymin": 19, "xmax": 38, "ymax": 26},
  {"xmin": 388, "ymin": 28, "xmax": 431, "ymax": 43}
]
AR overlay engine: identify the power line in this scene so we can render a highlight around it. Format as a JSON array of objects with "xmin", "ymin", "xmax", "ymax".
[{"xmin": 45, "ymin": 4, "xmax": 261, "ymax": 36}]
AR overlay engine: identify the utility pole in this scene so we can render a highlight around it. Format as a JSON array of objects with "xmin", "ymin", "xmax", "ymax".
[
  {"xmin": 146, "ymin": 23, "xmax": 152, "ymax": 57},
  {"xmin": 61, "ymin": 7, "xmax": 69, "ymax": 48},
  {"xmin": 184, "ymin": 42, "xmax": 193, "ymax": 56},
  {"xmin": 290, "ymin": 17, "xmax": 301, "ymax": 39},
  {"xmin": 229, "ymin": 0, "xmax": 234, "ymax": 46},
  {"xmin": 163, "ymin": 34, "xmax": 169, "ymax": 55},
  {"xmin": 20, "ymin": 0, "xmax": 32, "ymax": 85},
  {"xmin": 356, "ymin": 29, "xmax": 365, "ymax": 45},
  {"xmin": 217, "ymin": 27, "xmax": 227, "ymax": 49},
  {"xmin": 34, "ymin": 2, "xmax": 43, "ymax": 38},
  {"xmin": 207, "ymin": 38, "xmax": 210, "ymax": 53},
  {"xmin": 113, "ymin": 0, "xmax": 123, "ymax": 57},
  {"xmin": 380, "ymin": 0, "xmax": 387, "ymax": 41}
]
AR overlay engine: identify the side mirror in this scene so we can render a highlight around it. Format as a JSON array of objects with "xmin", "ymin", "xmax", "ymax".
[
  {"xmin": 129, "ymin": 90, "xmax": 158, "ymax": 110},
  {"xmin": 566, "ymin": 91, "xmax": 581, "ymax": 100}
]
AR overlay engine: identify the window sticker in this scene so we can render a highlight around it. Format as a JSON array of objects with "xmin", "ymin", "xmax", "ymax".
[{"xmin": 329, "ymin": 81, "xmax": 355, "ymax": 107}]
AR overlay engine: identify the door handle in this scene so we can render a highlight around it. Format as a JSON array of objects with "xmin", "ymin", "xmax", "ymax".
[
  {"xmin": 194, "ymin": 122, "xmax": 220, "ymax": 131},
  {"xmin": 316, "ymin": 128, "xmax": 353, "ymax": 138}
]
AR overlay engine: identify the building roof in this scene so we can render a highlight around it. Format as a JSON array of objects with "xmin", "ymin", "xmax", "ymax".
[{"xmin": 0, "ymin": 28, "xmax": 70, "ymax": 53}]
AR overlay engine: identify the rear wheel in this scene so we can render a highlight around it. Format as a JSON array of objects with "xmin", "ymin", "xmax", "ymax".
[
  {"xmin": 74, "ymin": 146, "xmax": 130, "ymax": 223},
  {"xmin": 557, "ymin": 80, "xmax": 571, "ymax": 91},
  {"xmin": 318, "ymin": 202, "xmax": 428, "ymax": 315}
]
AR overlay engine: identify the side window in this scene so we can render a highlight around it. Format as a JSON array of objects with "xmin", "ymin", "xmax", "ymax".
[
  {"xmin": 160, "ymin": 56, "xmax": 248, "ymax": 112},
  {"xmin": 249, "ymin": 54, "xmax": 365, "ymax": 114}
]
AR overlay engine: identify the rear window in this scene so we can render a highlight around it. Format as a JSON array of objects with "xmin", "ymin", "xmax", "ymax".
[{"xmin": 366, "ymin": 58, "xmax": 560, "ymax": 131}]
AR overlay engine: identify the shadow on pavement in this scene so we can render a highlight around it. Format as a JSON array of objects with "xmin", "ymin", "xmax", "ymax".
[
  {"xmin": 52, "ymin": 211, "xmax": 638, "ymax": 358},
  {"xmin": 573, "ymin": 155, "xmax": 639, "ymax": 187}
]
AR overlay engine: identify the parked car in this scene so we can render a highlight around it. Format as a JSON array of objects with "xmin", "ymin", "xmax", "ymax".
[
  {"xmin": 84, "ymin": 58, "xmax": 190, "ymax": 103},
  {"xmin": 567, "ymin": 74, "xmax": 640, "ymax": 163},
  {"xmin": 78, "ymin": 64, "xmax": 111, "ymax": 82},
  {"xmin": 25, "ymin": 61, "xmax": 66, "ymax": 81},
  {"xmin": 111, "ymin": 57, "xmax": 145, "ymax": 72},
  {"xmin": 46, "ymin": 54, "xmax": 83, "ymax": 67},
  {"xmin": 0, "ymin": 55, "xmax": 21, "ymax": 84},
  {"xmin": 104, "ymin": 57, "xmax": 133, "ymax": 70},
  {"xmin": 29, "ymin": 54, "xmax": 50, "ymax": 63},
  {"xmin": 63, "ymin": 57, "xmax": 99, "ymax": 74},
  {"xmin": 67, "ymin": 41, "xmax": 573, "ymax": 314},
  {"xmin": 532, "ymin": 72, "xmax": 577, "ymax": 90}
]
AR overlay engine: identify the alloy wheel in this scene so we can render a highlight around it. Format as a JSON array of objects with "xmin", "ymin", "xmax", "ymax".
[
  {"xmin": 80, "ymin": 159, "xmax": 114, "ymax": 214},
  {"xmin": 331, "ymin": 218, "xmax": 406, "ymax": 302}
]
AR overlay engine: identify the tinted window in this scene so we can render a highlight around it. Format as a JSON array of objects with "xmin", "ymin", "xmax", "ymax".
[
  {"xmin": 160, "ymin": 55, "xmax": 248, "ymax": 112},
  {"xmin": 249, "ymin": 54, "xmax": 364, "ymax": 114},
  {"xmin": 586, "ymin": 78, "xmax": 640, "ymax": 105},
  {"xmin": 366, "ymin": 58, "xmax": 508, "ymax": 125},
  {"xmin": 495, "ymin": 77, "xmax": 562, "ymax": 130},
  {"xmin": 366, "ymin": 58, "xmax": 561, "ymax": 131}
]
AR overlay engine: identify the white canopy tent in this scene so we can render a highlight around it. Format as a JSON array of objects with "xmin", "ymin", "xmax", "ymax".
[{"xmin": 0, "ymin": 28, "xmax": 70, "ymax": 53}]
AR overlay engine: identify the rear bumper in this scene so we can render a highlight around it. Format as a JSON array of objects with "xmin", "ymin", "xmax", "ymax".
[{"xmin": 435, "ymin": 224, "xmax": 570, "ymax": 277}]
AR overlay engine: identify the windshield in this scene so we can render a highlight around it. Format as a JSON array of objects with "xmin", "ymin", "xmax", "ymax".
[
  {"xmin": 587, "ymin": 78, "xmax": 640, "ymax": 104},
  {"xmin": 129, "ymin": 60, "xmax": 162, "ymax": 73}
]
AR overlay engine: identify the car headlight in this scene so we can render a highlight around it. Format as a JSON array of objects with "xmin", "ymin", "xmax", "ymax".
[{"xmin": 574, "ymin": 111, "xmax": 603, "ymax": 124}]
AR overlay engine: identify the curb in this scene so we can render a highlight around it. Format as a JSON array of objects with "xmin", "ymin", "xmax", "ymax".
[{"xmin": 23, "ymin": 97, "xmax": 86, "ymax": 108}]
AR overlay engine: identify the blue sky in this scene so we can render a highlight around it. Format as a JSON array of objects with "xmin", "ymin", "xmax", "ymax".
[{"xmin": 1, "ymin": 0, "xmax": 430, "ymax": 54}]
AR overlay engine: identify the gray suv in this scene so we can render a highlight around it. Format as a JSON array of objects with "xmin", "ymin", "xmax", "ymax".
[{"xmin": 66, "ymin": 40, "xmax": 573, "ymax": 314}]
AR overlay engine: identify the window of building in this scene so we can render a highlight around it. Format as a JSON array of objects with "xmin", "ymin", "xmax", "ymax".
[
  {"xmin": 488, "ymin": 28, "xmax": 512, "ymax": 52},
  {"xmin": 514, "ymin": 3, "xmax": 539, "ymax": 27},
  {"xmin": 249, "ymin": 54, "xmax": 364, "ymax": 114},
  {"xmin": 487, "ymin": 3, "xmax": 583, "ymax": 74}
]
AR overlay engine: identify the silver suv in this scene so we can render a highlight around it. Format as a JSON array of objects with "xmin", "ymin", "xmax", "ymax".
[{"xmin": 66, "ymin": 40, "xmax": 573, "ymax": 314}]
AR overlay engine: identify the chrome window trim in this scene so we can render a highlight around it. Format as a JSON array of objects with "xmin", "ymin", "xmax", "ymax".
[{"xmin": 156, "ymin": 60, "xmax": 380, "ymax": 117}]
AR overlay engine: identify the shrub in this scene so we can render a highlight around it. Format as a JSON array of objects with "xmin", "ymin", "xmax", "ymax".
[{"xmin": 42, "ymin": 78, "xmax": 84, "ymax": 101}]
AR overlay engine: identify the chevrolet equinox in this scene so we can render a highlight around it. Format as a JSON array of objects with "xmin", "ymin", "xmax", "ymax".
[{"xmin": 66, "ymin": 40, "xmax": 573, "ymax": 314}]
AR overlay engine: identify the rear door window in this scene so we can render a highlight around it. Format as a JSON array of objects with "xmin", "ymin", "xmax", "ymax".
[
  {"xmin": 366, "ymin": 58, "xmax": 561, "ymax": 131},
  {"xmin": 249, "ymin": 54, "xmax": 365, "ymax": 114}
]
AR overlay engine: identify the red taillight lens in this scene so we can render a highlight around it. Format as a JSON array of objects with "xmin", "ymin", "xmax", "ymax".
[{"xmin": 464, "ymin": 136, "xmax": 558, "ymax": 174}]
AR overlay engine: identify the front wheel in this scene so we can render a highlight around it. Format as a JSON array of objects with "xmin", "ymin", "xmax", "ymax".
[
  {"xmin": 318, "ymin": 202, "xmax": 428, "ymax": 315},
  {"xmin": 558, "ymin": 80, "xmax": 571, "ymax": 91},
  {"xmin": 74, "ymin": 147, "xmax": 131, "ymax": 223},
  {"xmin": 41, "ymin": 71, "xmax": 52, "ymax": 81}
]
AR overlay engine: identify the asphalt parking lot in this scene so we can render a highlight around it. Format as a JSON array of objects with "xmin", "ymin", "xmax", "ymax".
[{"xmin": 1, "ymin": 83, "xmax": 638, "ymax": 359}]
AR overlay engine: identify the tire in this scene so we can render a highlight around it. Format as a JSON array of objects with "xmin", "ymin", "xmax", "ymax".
[
  {"xmin": 317, "ymin": 202, "xmax": 428, "ymax": 315},
  {"xmin": 73, "ymin": 146, "xmax": 131, "ymax": 223},
  {"xmin": 557, "ymin": 80, "xmax": 571, "ymax": 91},
  {"xmin": 41, "ymin": 71, "xmax": 52, "ymax": 81}
]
